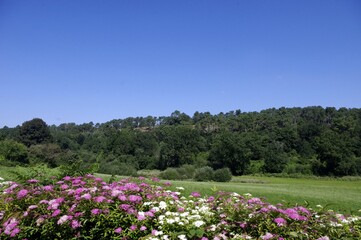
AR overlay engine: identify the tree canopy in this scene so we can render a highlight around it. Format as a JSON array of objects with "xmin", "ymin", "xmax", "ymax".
[{"xmin": 1, "ymin": 107, "xmax": 361, "ymax": 177}]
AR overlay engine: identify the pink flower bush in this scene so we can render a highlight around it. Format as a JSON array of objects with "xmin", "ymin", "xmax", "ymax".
[{"xmin": 0, "ymin": 174, "xmax": 360, "ymax": 239}]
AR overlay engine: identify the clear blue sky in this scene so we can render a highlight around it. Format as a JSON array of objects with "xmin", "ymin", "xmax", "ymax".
[{"xmin": 1, "ymin": 0, "xmax": 360, "ymax": 127}]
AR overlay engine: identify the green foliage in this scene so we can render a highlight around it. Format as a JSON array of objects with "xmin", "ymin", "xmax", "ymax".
[
  {"xmin": 208, "ymin": 131, "xmax": 252, "ymax": 175},
  {"xmin": 19, "ymin": 118, "xmax": 52, "ymax": 146},
  {"xmin": 0, "ymin": 139, "xmax": 28, "ymax": 164},
  {"xmin": 6, "ymin": 164, "xmax": 59, "ymax": 184},
  {"xmin": 212, "ymin": 168, "xmax": 232, "ymax": 182},
  {"xmin": 58, "ymin": 160, "xmax": 99, "ymax": 178},
  {"xmin": 194, "ymin": 166, "xmax": 214, "ymax": 182},
  {"xmin": 159, "ymin": 168, "xmax": 183, "ymax": 180},
  {"xmin": 98, "ymin": 161, "xmax": 138, "ymax": 177},
  {"xmin": 1, "ymin": 107, "xmax": 361, "ymax": 177},
  {"xmin": 159, "ymin": 165, "xmax": 196, "ymax": 180}
]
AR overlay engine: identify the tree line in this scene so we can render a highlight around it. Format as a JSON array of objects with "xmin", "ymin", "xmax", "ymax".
[{"xmin": 1, "ymin": 106, "xmax": 361, "ymax": 177}]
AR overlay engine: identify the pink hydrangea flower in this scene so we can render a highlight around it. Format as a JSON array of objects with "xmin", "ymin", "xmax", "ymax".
[
  {"xmin": 191, "ymin": 192, "xmax": 201, "ymax": 197},
  {"xmin": 17, "ymin": 189, "xmax": 28, "ymax": 199},
  {"xmin": 274, "ymin": 217, "xmax": 287, "ymax": 226},
  {"xmin": 71, "ymin": 220, "xmax": 81, "ymax": 229},
  {"xmin": 27, "ymin": 179, "xmax": 39, "ymax": 184},
  {"xmin": 91, "ymin": 208, "xmax": 101, "ymax": 215},
  {"xmin": 57, "ymin": 215, "xmax": 72, "ymax": 225}
]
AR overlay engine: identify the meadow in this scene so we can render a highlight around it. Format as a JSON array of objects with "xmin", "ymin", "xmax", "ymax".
[{"xmin": 167, "ymin": 176, "xmax": 361, "ymax": 216}]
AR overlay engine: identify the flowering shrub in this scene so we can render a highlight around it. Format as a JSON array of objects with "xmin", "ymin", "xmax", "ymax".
[{"xmin": 0, "ymin": 175, "xmax": 360, "ymax": 239}]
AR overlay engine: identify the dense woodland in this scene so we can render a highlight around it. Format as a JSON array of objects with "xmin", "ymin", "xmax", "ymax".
[{"xmin": 1, "ymin": 106, "xmax": 361, "ymax": 177}]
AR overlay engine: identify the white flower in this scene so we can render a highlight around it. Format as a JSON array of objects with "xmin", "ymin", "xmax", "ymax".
[
  {"xmin": 152, "ymin": 207, "xmax": 160, "ymax": 212},
  {"xmin": 159, "ymin": 201, "xmax": 167, "ymax": 210},
  {"xmin": 193, "ymin": 220, "xmax": 205, "ymax": 227},
  {"xmin": 0, "ymin": 177, "xmax": 4, "ymax": 181},
  {"xmin": 178, "ymin": 234, "xmax": 187, "ymax": 240},
  {"xmin": 176, "ymin": 187, "xmax": 185, "ymax": 191},
  {"xmin": 166, "ymin": 219, "xmax": 175, "ymax": 224}
]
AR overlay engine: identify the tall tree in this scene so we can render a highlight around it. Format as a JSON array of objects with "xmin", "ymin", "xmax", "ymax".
[{"xmin": 19, "ymin": 118, "xmax": 52, "ymax": 146}]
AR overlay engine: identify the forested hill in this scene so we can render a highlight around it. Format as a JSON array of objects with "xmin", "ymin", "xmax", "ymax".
[{"xmin": 1, "ymin": 106, "xmax": 361, "ymax": 177}]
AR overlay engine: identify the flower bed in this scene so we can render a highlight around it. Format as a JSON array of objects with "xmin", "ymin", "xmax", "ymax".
[{"xmin": 0, "ymin": 175, "xmax": 360, "ymax": 239}]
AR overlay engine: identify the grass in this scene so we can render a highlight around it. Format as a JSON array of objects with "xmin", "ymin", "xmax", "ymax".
[{"xmin": 166, "ymin": 176, "xmax": 361, "ymax": 216}]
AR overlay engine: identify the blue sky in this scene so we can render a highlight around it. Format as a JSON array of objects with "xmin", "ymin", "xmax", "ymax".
[{"xmin": 1, "ymin": 0, "xmax": 360, "ymax": 127}]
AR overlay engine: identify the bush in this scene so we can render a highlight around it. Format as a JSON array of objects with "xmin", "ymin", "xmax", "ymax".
[
  {"xmin": 212, "ymin": 168, "xmax": 232, "ymax": 182},
  {"xmin": 98, "ymin": 161, "xmax": 137, "ymax": 177},
  {"xmin": 177, "ymin": 164, "xmax": 196, "ymax": 179},
  {"xmin": 1, "ymin": 175, "xmax": 360, "ymax": 239},
  {"xmin": 194, "ymin": 166, "xmax": 214, "ymax": 182},
  {"xmin": 159, "ymin": 168, "xmax": 183, "ymax": 180}
]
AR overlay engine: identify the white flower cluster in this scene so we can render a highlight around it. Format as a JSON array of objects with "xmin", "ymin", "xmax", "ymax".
[{"xmin": 0, "ymin": 176, "xmax": 12, "ymax": 189}]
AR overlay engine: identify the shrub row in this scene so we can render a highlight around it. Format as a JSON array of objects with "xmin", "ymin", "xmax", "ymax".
[{"xmin": 159, "ymin": 165, "xmax": 233, "ymax": 182}]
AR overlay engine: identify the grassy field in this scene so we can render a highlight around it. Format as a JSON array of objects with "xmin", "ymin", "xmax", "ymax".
[
  {"xmin": 1, "ymin": 167, "xmax": 360, "ymax": 216},
  {"xmin": 166, "ymin": 176, "xmax": 361, "ymax": 216}
]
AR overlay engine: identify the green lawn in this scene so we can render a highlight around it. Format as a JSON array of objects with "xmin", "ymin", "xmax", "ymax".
[{"xmin": 166, "ymin": 176, "xmax": 361, "ymax": 215}]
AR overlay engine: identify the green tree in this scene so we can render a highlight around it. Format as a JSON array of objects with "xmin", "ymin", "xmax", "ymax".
[
  {"xmin": 19, "ymin": 118, "xmax": 52, "ymax": 146},
  {"xmin": 208, "ymin": 131, "xmax": 252, "ymax": 175},
  {"xmin": 0, "ymin": 139, "xmax": 29, "ymax": 164}
]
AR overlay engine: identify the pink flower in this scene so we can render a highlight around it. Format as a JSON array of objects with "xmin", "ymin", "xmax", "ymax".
[
  {"xmin": 151, "ymin": 177, "xmax": 160, "ymax": 182},
  {"xmin": 27, "ymin": 179, "xmax": 39, "ymax": 184},
  {"xmin": 81, "ymin": 193, "xmax": 91, "ymax": 200},
  {"xmin": 52, "ymin": 209, "xmax": 61, "ymax": 217},
  {"xmin": 114, "ymin": 227, "xmax": 122, "ymax": 234},
  {"xmin": 42, "ymin": 185, "xmax": 53, "ymax": 191},
  {"xmin": 145, "ymin": 211, "xmax": 154, "ymax": 217},
  {"xmin": 137, "ymin": 214, "xmax": 146, "ymax": 221},
  {"xmin": 316, "ymin": 237, "xmax": 330, "ymax": 240},
  {"xmin": 28, "ymin": 205, "xmax": 38, "ymax": 210},
  {"xmin": 178, "ymin": 207, "xmax": 185, "ymax": 212},
  {"xmin": 17, "ymin": 189, "xmax": 28, "ymax": 199},
  {"xmin": 274, "ymin": 217, "xmax": 287, "ymax": 226},
  {"xmin": 191, "ymin": 192, "xmax": 201, "ymax": 197},
  {"xmin": 261, "ymin": 233, "xmax": 274, "ymax": 240},
  {"xmin": 91, "ymin": 208, "xmax": 101, "ymax": 215},
  {"xmin": 4, "ymin": 218, "xmax": 19, "ymax": 236},
  {"xmin": 10, "ymin": 228, "xmax": 20, "ymax": 237},
  {"xmin": 71, "ymin": 220, "xmax": 81, "ymax": 229},
  {"xmin": 130, "ymin": 225, "xmax": 137, "ymax": 231},
  {"xmin": 128, "ymin": 195, "xmax": 142, "ymax": 202},
  {"xmin": 60, "ymin": 184, "xmax": 69, "ymax": 190},
  {"xmin": 163, "ymin": 182, "xmax": 172, "ymax": 186},
  {"xmin": 57, "ymin": 215, "xmax": 72, "ymax": 225},
  {"xmin": 75, "ymin": 188, "xmax": 85, "ymax": 194},
  {"xmin": 94, "ymin": 196, "xmax": 106, "ymax": 203},
  {"xmin": 63, "ymin": 176, "xmax": 71, "ymax": 181},
  {"xmin": 140, "ymin": 226, "xmax": 147, "ymax": 231}
]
